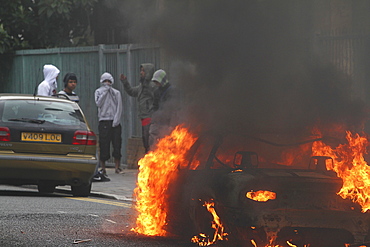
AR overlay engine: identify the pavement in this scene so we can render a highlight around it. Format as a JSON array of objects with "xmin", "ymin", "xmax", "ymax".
[{"xmin": 56, "ymin": 167, "xmax": 139, "ymax": 201}]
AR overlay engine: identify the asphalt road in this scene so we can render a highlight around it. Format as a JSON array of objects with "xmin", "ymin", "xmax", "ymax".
[{"xmin": 0, "ymin": 185, "xmax": 194, "ymax": 247}]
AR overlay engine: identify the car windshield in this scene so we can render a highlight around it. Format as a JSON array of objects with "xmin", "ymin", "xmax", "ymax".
[
  {"xmin": 1, "ymin": 100, "xmax": 84, "ymax": 126},
  {"xmin": 189, "ymin": 133, "xmax": 319, "ymax": 170}
]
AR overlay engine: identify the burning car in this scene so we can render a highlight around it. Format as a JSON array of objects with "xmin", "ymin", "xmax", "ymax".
[
  {"xmin": 133, "ymin": 126, "xmax": 370, "ymax": 247},
  {"xmin": 0, "ymin": 94, "xmax": 97, "ymax": 196}
]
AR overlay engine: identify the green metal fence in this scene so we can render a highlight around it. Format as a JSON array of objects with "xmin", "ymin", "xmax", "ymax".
[{"xmin": 3, "ymin": 44, "xmax": 162, "ymax": 164}]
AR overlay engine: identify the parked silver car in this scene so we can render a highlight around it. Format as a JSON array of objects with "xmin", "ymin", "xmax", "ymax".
[{"xmin": 0, "ymin": 94, "xmax": 97, "ymax": 196}]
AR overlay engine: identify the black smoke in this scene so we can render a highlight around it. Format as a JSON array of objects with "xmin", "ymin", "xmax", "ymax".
[{"xmin": 119, "ymin": 0, "xmax": 367, "ymax": 139}]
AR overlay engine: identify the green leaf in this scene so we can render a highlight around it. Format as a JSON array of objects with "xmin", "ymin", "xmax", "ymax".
[{"xmin": 47, "ymin": 9, "xmax": 53, "ymax": 18}]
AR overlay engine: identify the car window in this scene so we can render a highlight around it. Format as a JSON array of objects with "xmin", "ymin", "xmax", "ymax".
[
  {"xmin": 1, "ymin": 100, "xmax": 85, "ymax": 126},
  {"xmin": 187, "ymin": 138, "xmax": 215, "ymax": 170},
  {"xmin": 214, "ymin": 134, "xmax": 313, "ymax": 169}
]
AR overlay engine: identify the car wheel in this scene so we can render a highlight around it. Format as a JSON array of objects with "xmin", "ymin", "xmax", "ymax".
[
  {"xmin": 37, "ymin": 183, "xmax": 55, "ymax": 194},
  {"xmin": 71, "ymin": 183, "xmax": 91, "ymax": 197}
]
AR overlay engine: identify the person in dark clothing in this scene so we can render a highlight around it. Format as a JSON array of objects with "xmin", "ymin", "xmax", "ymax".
[
  {"xmin": 58, "ymin": 72, "xmax": 80, "ymax": 103},
  {"xmin": 151, "ymin": 69, "xmax": 173, "ymax": 111},
  {"xmin": 120, "ymin": 63, "xmax": 156, "ymax": 153},
  {"xmin": 149, "ymin": 69, "xmax": 176, "ymax": 149}
]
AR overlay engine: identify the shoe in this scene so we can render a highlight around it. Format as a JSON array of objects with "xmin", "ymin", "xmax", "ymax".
[
  {"xmin": 92, "ymin": 173, "xmax": 110, "ymax": 182},
  {"xmin": 99, "ymin": 169, "xmax": 107, "ymax": 176},
  {"xmin": 92, "ymin": 173, "xmax": 102, "ymax": 182},
  {"xmin": 92, "ymin": 170, "xmax": 110, "ymax": 182},
  {"xmin": 100, "ymin": 173, "xmax": 110, "ymax": 182},
  {"xmin": 115, "ymin": 167, "xmax": 125, "ymax": 174}
]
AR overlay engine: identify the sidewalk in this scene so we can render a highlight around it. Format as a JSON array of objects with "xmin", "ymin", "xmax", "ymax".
[
  {"xmin": 56, "ymin": 167, "xmax": 139, "ymax": 201},
  {"xmin": 89, "ymin": 167, "xmax": 138, "ymax": 201}
]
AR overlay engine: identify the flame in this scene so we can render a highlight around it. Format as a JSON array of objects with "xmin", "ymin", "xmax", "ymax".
[
  {"xmin": 246, "ymin": 190, "xmax": 276, "ymax": 202},
  {"xmin": 286, "ymin": 242, "xmax": 298, "ymax": 247},
  {"xmin": 312, "ymin": 131, "xmax": 370, "ymax": 212},
  {"xmin": 132, "ymin": 124, "xmax": 370, "ymax": 245},
  {"xmin": 191, "ymin": 200, "xmax": 228, "ymax": 246},
  {"xmin": 279, "ymin": 144, "xmax": 311, "ymax": 166},
  {"xmin": 133, "ymin": 125, "xmax": 198, "ymax": 236},
  {"xmin": 251, "ymin": 239, "xmax": 299, "ymax": 247}
]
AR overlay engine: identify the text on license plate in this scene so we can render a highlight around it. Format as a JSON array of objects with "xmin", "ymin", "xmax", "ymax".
[{"xmin": 21, "ymin": 132, "xmax": 62, "ymax": 143}]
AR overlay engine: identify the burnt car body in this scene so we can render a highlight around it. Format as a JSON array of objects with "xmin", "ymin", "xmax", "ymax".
[
  {"xmin": 0, "ymin": 94, "xmax": 97, "ymax": 196},
  {"xmin": 169, "ymin": 133, "xmax": 370, "ymax": 247}
]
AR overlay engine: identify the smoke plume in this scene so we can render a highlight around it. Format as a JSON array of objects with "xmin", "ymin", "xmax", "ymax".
[{"xmin": 120, "ymin": 0, "xmax": 367, "ymax": 139}]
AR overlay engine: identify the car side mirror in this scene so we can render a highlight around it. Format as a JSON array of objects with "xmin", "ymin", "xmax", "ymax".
[{"xmin": 234, "ymin": 151, "xmax": 258, "ymax": 169}]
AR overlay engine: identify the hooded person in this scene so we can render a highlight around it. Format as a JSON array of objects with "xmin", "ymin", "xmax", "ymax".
[
  {"xmin": 119, "ymin": 63, "xmax": 156, "ymax": 153},
  {"xmin": 37, "ymin": 64, "xmax": 60, "ymax": 96},
  {"xmin": 149, "ymin": 69, "xmax": 177, "ymax": 149},
  {"xmin": 58, "ymin": 72, "xmax": 79, "ymax": 103},
  {"xmin": 151, "ymin": 69, "xmax": 172, "ymax": 111},
  {"xmin": 94, "ymin": 72, "xmax": 124, "ymax": 175}
]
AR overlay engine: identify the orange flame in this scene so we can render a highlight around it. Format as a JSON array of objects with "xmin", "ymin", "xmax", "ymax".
[
  {"xmin": 246, "ymin": 190, "xmax": 276, "ymax": 202},
  {"xmin": 133, "ymin": 124, "xmax": 370, "ymax": 244},
  {"xmin": 251, "ymin": 239, "xmax": 299, "ymax": 247},
  {"xmin": 191, "ymin": 200, "xmax": 228, "ymax": 246},
  {"xmin": 312, "ymin": 131, "xmax": 370, "ymax": 212},
  {"xmin": 133, "ymin": 125, "xmax": 198, "ymax": 236}
]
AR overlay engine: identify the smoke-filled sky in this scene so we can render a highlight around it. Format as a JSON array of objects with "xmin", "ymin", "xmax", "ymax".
[{"xmin": 118, "ymin": 0, "xmax": 367, "ymax": 139}]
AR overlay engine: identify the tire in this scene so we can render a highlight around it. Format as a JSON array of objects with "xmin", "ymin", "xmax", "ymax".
[
  {"xmin": 37, "ymin": 183, "xmax": 55, "ymax": 194},
  {"xmin": 71, "ymin": 183, "xmax": 91, "ymax": 197}
]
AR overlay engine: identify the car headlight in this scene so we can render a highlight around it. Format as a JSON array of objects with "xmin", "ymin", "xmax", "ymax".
[{"xmin": 246, "ymin": 190, "xmax": 276, "ymax": 202}]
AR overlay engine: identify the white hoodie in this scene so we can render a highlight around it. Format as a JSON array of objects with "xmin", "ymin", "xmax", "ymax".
[
  {"xmin": 94, "ymin": 72, "xmax": 123, "ymax": 127},
  {"xmin": 37, "ymin": 64, "xmax": 60, "ymax": 96}
]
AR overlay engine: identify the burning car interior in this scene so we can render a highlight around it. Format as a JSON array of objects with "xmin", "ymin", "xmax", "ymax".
[{"xmin": 132, "ymin": 126, "xmax": 370, "ymax": 247}]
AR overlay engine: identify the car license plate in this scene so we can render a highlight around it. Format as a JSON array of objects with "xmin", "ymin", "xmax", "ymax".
[{"xmin": 21, "ymin": 132, "xmax": 62, "ymax": 143}]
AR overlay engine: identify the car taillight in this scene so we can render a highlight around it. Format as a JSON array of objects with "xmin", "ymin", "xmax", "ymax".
[
  {"xmin": 0, "ymin": 127, "xmax": 10, "ymax": 141},
  {"xmin": 73, "ymin": 131, "xmax": 96, "ymax": 145}
]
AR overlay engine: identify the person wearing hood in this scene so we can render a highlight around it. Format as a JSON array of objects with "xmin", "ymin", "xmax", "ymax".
[
  {"xmin": 95, "ymin": 72, "xmax": 123, "ymax": 175},
  {"xmin": 151, "ymin": 69, "xmax": 173, "ymax": 111},
  {"xmin": 119, "ymin": 63, "xmax": 156, "ymax": 153},
  {"xmin": 149, "ymin": 69, "xmax": 176, "ymax": 149},
  {"xmin": 37, "ymin": 64, "xmax": 60, "ymax": 96},
  {"xmin": 58, "ymin": 72, "xmax": 79, "ymax": 103}
]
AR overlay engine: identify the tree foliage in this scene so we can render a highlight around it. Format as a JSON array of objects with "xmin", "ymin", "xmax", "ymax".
[{"xmin": 0, "ymin": 0, "xmax": 98, "ymax": 54}]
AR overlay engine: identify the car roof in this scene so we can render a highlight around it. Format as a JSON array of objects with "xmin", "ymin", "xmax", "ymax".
[{"xmin": 0, "ymin": 94, "xmax": 76, "ymax": 104}]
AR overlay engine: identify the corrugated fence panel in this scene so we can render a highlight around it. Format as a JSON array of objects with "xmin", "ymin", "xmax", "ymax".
[
  {"xmin": 9, "ymin": 51, "xmax": 62, "ymax": 94},
  {"xmin": 315, "ymin": 29, "xmax": 370, "ymax": 103},
  {"xmin": 3, "ymin": 44, "xmax": 162, "ymax": 164}
]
